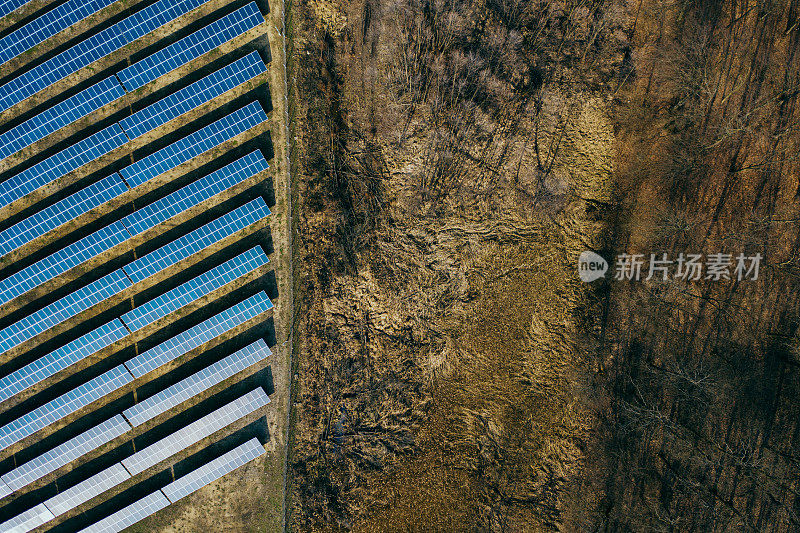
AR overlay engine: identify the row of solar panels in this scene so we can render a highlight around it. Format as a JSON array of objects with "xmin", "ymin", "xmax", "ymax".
[
  {"xmin": 0, "ymin": 242, "xmax": 272, "ymax": 407},
  {"xmin": 0, "ymin": 0, "xmax": 265, "ymax": 117},
  {"xmin": 0, "ymin": 338, "xmax": 270, "ymax": 494},
  {"xmin": 0, "ymin": 151, "xmax": 271, "ymax": 363},
  {"xmin": 0, "ymin": 285, "xmax": 273, "ymax": 453},
  {"xmin": 0, "ymin": 387, "xmax": 270, "ymax": 533},
  {"xmin": 0, "ymin": 95, "xmax": 269, "ymax": 298},
  {"xmin": 0, "ymin": 3, "xmax": 266, "ymax": 165}
]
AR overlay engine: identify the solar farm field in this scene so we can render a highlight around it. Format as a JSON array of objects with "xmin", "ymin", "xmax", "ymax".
[{"xmin": 0, "ymin": 0, "xmax": 294, "ymax": 529}]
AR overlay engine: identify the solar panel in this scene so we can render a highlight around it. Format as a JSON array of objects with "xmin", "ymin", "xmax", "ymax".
[
  {"xmin": 0, "ymin": 221, "xmax": 130, "ymax": 307},
  {"xmin": 0, "ymin": 174, "xmax": 128, "ymax": 257},
  {"xmin": 161, "ymin": 437, "xmax": 264, "ymax": 503},
  {"xmin": 120, "ymin": 388, "xmax": 270, "ymax": 475},
  {"xmin": 123, "ymin": 339, "xmax": 272, "ymax": 426},
  {"xmin": 0, "ymin": 124, "xmax": 127, "ymax": 212},
  {"xmin": 44, "ymin": 462, "xmax": 131, "ymax": 517},
  {"xmin": 118, "ymin": 101, "xmax": 269, "ymax": 187},
  {"xmin": 0, "ymin": 0, "xmax": 32, "ymax": 20},
  {"xmin": 0, "ymin": 503, "xmax": 54, "ymax": 533},
  {"xmin": 117, "ymin": 3, "xmax": 264, "ymax": 92},
  {"xmin": 2, "ymin": 415, "xmax": 130, "ymax": 492},
  {"xmin": 121, "ymin": 150, "xmax": 268, "ymax": 237},
  {"xmin": 120, "ymin": 246, "xmax": 269, "ymax": 332},
  {"xmin": 124, "ymin": 291, "xmax": 273, "ymax": 378},
  {"xmin": 0, "ymin": 479, "xmax": 11, "ymax": 499},
  {"xmin": 0, "ymin": 269, "xmax": 131, "ymax": 355},
  {"xmin": 0, "ymin": 320, "xmax": 128, "ymax": 404},
  {"xmin": 77, "ymin": 490, "xmax": 169, "ymax": 533},
  {"xmin": 0, "ymin": 77, "xmax": 125, "ymax": 161},
  {"xmin": 0, "ymin": 0, "xmax": 208, "ymax": 113},
  {"xmin": 0, "ymin": 365, "xmax": 133, "ymax": 452},
  {"xmin": 0, "ymin": 0, "xmax": 117, "ymax": 66},
  {"xmin": 121, "ymin": 197, "xmax": 271, "ymax": 283},
  {"xmin": 119, "ymin": 52, "xmax": 267, "ymax": 139}
]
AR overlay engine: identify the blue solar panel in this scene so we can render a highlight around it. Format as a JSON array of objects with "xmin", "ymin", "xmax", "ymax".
[
  {"xmin": 161, "ymin": 438, "xmax": 265, "ymax": 503},
  {"xmin": 122, "ymin": 197, "xmax": 270, "ymax": 284},
  {"xmin": 123, "ymin": 340, "xmax": 271, "ymax": 426},
  {"xmin": 0, "ymin": 174, "xmax": 128, "ymax": 257},
  {"xmin": 0, "ymin": 77, "xmax": 124, "ymax": 161},
  {"xmin": 121, "ymin": 151, "xmax": 267, "ymax": 237},
  {"xmin": 0, "ymin": 0, "xmax": 117, "ymax": 66},
  {"xmin": 117, "ymin": 3, "xmax": 264, "ymax": 91},
  {"xmin": 120, "ymin": 247, "xmax": 269, "ymax": 332},
  {"xmin": 0, "ymin": 365, "xmax": 133, "ymax": 452},
  {"xmin": 0, "ymin": 479, "xmax": 10, "ymax": 499},
  {"xmin": 124, "ymin": 291, "xmax": 273, "ymax": 378},
  {"xmin": 0, "ymin": 0, "xmax": 208, "ymax": 113},
  {"xmin": 0, "ymin": 124, "xmax": 127, "ymax": 211},
  {"xmin": 0, "ymin": 0, "xmax": 32, "ymax": 20},
  {"xmin": 0, "ymin": 270, "xmax": 131, "ymax": 355},
  {"xmin": 118, "ymin": 102, "xmax": 268, "ymax": 187},
  {"xmin": 0, "ymin": 221, "xmax": 130, "ymax": 307},
  {"xmin": 0, "ymin": 320, "xmax": 128, "ymax": 404},
  {"xmin": 2, "ymin": 415, "xmax": 130, "ymax": 492},
  {"xmin": 119, "ymin": 52, "xmax": 267, "ymax": 139}
]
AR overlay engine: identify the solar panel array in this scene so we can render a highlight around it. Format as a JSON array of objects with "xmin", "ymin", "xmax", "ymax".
[
  {"xmin": 123, "ymin": 197, "xmax": 271, "ymax": 283},
  {"xmin": 0, "ymin": 0, "xmax": 118, "ymax": 66},
  {"xmin": 0, "ymin": 320, "xmax": 128, "ymax": 404},
  {"xmin": 0, "ymin": 269, "xmax": 131, "ymax": 354},
  {"xmin": 2, "ymin": 415, "xmax": 130, "ymax": 491},
  {"xmin": 124, "ymin": 339, "xmax": 272, "ymax": 426},
  {"xmin": 121, "ymin": 388, "xmax": 270, "ymax": 475},
  {"xmin": 0, "ymin": 0, "xmax": 33, "ymax": 20},
  {"xmin": 0, "ymin": 146, "xmax": 269, "ymax": 316},
  {"xmin": 44, "ymin": 462, "xmax": 132, "ymax": 517},
  {"xmin": 0, "ymin": 502, "xmax": 54, "ymax": 533},
  {"xmin": 78, "ymin": 490, "xmax": 170, "ymax": 533},
  {"xmin": 0, "ymin": 0, "xmax": 210, "ymax": 113},
  {"xmin": 0, "ymin": 365, "xmax": 133, "ymax": 452},
  {"xmin": 161, "ymin": 437, "xmax": 265, "ymax": 502},
  {"xmin": 0, "ymin": 124, "xmax": 127, "ymax": 212},
  {"xmin": 120, "ymin": 246, "xmax": 269, "ymax": 332},
  {"xmin": 125, "ymin": 291, "xmax": 273, "ymax": 378},
  {"xmin": 0, "ymin": 0, "xmax": 275, "ymax": 527},
  {"xmin": 121, "ymin": 151, "xmax": 266, "ymax": 236},
  {"xmin": 120, "ymin": 52, "xmax": 267, "ymax": 139},
  {"xmin": 118, "ymin": 3, "xmax": 264, "ymax": 91},
  {"xmin": 0, "ymin": 77, "xmax": 125, "ymax": 161},
  {"xmin": 0, "ymin": 174, "xmax": 127, "ymax": 257},
  {"xmin": 119, "ymin": 101, "xmax": 268, "ymax": 187}
]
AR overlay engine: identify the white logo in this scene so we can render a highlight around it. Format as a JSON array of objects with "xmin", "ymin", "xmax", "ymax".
[{"xmin": 578, "ymin": 251, "xmax": 608, "ymax": 282}]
